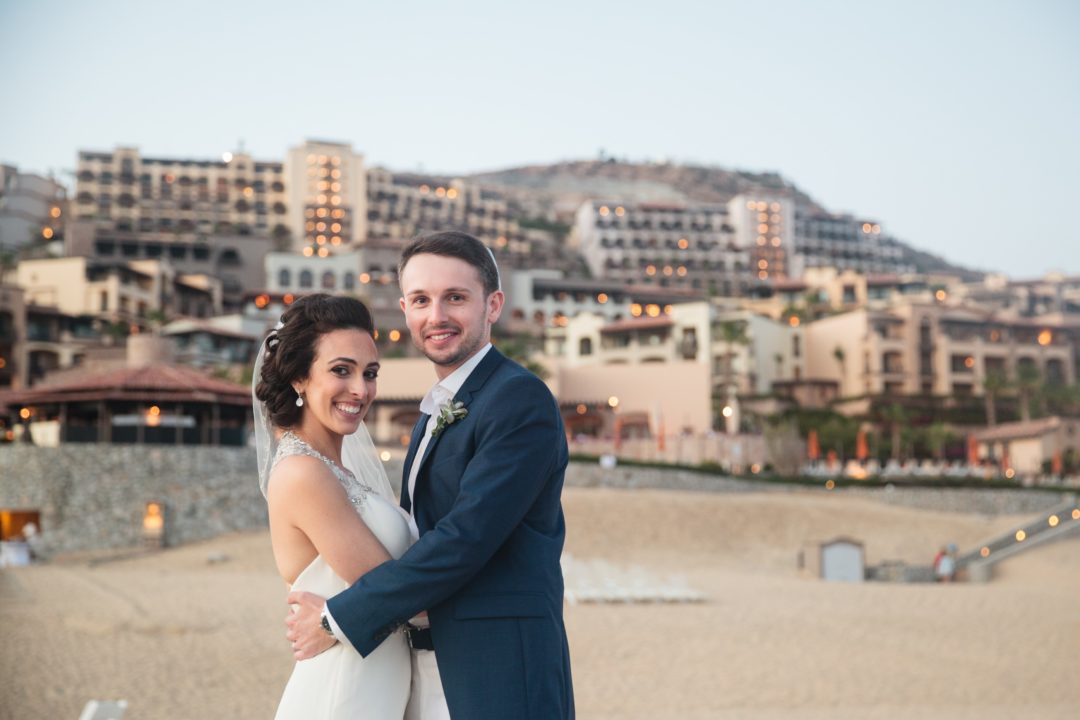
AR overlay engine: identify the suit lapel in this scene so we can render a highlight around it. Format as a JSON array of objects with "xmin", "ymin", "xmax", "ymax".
[{"xmin": 410, "ymin": 347, "xmax": 507, "ymax": 495}]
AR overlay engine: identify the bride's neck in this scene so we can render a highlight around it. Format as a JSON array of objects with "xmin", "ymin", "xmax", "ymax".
[{"xmin": 291, "ymin": 417, "xmax": 344, "ymax": 465}]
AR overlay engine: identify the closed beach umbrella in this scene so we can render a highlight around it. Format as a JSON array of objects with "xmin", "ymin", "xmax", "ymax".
[
  {"xmin": 966, "ymin": 434, "xmax": 979, "ymax": 465},
  {"xmin": 1052, "ymin": 449, "xmax": 1063, "ymax": 475},
  {"xmin": 807, "ymin": 429, "xmax": 820, "ymax": 460},
  {"xmin": 855, "ymin": 430, "xmax": 868, "ymax": 461}
]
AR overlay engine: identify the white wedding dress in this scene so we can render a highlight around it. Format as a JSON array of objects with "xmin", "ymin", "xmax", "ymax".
[{"xmin": 273, "ymin": 432, "xmax": 416, "ymax": 719}]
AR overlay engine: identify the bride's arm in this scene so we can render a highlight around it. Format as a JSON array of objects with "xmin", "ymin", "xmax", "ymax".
[{"xmin": 268, "ymin": 454, "xmax": 392, "ymax": 584}]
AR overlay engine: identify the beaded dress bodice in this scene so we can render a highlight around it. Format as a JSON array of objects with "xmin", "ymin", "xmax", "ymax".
[{"xmin": 272, "ymin": 431, "xmax": 377, "ymax": 510}]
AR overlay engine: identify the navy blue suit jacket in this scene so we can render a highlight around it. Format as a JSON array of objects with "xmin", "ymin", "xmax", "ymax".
[{"xmin": 327, "ymin": 348, "xmax": 575, "ymax": 719}]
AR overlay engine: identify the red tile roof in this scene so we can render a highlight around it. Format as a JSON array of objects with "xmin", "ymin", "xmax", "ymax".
[
  {"xmin": 600, "ymin": 316, "xmax": 674, "ymax": 334},
  {"xmin": 0, "ymin": 364, "xmax": 251, "ymax": 409}
]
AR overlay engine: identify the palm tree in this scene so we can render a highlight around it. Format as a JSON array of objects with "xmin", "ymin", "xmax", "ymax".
[
  {"xmin": 923, "ymin": 421, "xmax": 952, "ymax": 461},
  {"xmin": 718, "ymin": 320, "xmax": 749, "ymax": 396},
  {"xmin": 1015, "ymin": 364, "xmax": 1042, "ymax": 423},
  {"xmin": 882, "ymin": 403, "xmax": 907, "ymax": 461},
  {"xmin": 833, "ymin": 346, "xmax": 847, "ymax": 396},
  {"xmin": 982, "ymin": 370, "xmax": 1008, "ymax": 427}
]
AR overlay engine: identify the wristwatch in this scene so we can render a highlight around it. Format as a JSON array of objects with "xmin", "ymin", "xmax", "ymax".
[{"xmin": 320, "ymin": 610, "xmax": 335, "ymax": 638}]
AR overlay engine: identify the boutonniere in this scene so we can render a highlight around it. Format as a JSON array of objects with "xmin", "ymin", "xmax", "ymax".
[{"xmin": 432, "ymin": 400, "xmax": 468, "ymax": 437}]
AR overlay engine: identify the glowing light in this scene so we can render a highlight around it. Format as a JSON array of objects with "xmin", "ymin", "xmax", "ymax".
[
  {"xmin": 599, "ymin": 206, "xmax": 610, "ymax": 217},
  {"xmin": 677, "ymin": 266, "xmax": 687, "ymax": 277},
  {"xmin": 980, "ymin": 546, "xmax": 990, "ymax": 558},
  {"xmin": 663, "ymin": 265, "xmax": 673, "ymax": 276},
  {"xmin": 721, "ymin": 406, "xmax": 733, "ymax": 418},
  {"xmin": 42, "ymin": 227, "xmax": 54, "ymax": 239},
  {"xmin": 771, "ymin": 237, "xmax": 782, "ymax": 247},
  {"xmin": 419, "ymin": 184, "xmax": 430, "ymax": 194},
  {"xmin": 757, "ymin": 236, "xmax": 767, "ymax": 246},
  {"xmin": 1005, "ymin": 468, "xmax": 1015, "ymax": 479},
  {"xmin": 436, "ymin": 187, "xmax": 446, "ymax": 198},
  {"xmin": 770, "ymin": 202, "xmax": 780, "ymax": 212},
  {"xmin": 389, "ymin": 329, "xmax": 401, "ymax": 342},
  {"xmin": 148, "ymin": 406, "xmax": 161, "ymax": 416},
  {"xmin": 645, "ymin": 265, "xmax": 656, "ymax": 276},
  {"xmin": 576, "ymin": 404, "xmax": 587, "ymax": 415},
  {"xmin": 964, "ymin": 356, "xmax": 975, "ymax": 369},
  {"xmin": 646, "ymin": 304, "xmax": 661, "ymax": 317},
  {"xmin": 1072, "ymin": 509, "xmax": 1080, "ymax": 520},
  {"xmin": 825, "ymin": 479, "xmax": 835, "ymax": 490},
  {"xmin": 446, "ymin": 188, "xmax": 458, "ymax": 199},
  {"xmin": 19, "ymin": 408, "xmax": 31, "ymax": 420},
  {"xmin": 1048, "ymin": 515, "xmax": 1059, "ymax": 528},
  {"xmin": 331, "ymin": 236, "xmax": 342, "ymax": 245},
  {"xmin": 360, "ymin": 273, "xmax": 371, "ymax": 284},
  {"xmin": 222, "ymin": 152, "xmax": 233, "ymax": 163},
  {"xmin": 745, "ymin": 201, "xmax": 755, "ymax": 209},
  {"xmin": 243, "ymin": 187, "xmax": 254, "ymax": 198},
  {"xmin": 758, "ymin": 259, "xmax": 769, "ymax": 269},
  {"xmin": 788, "ymin": 316, "xmax": 800, "ymax": 327},
  {"xmin": 630, "ymin": 303, "xmax": 643, "ymax": 317},
  {"xmin": 607, "ymin": 396, "xmax": 619, "ymax": 408},
  {"xmin": 758, "ymin": 223, "xmax": 769, "ymax": 233},
  {"xmin": 678, "ymin": 238, "xmax": 689, "ymax": 249},
  {"xmin": 254, "ymin": 294, "xmax": 270, "ymax": 308},
  {"xmin": 317, "ymin": 247, "xmax": 329, "ymax": 257},
  {"xmin": 615, "ymin": 206, "xmax": 625, "ymax": 216},
  {"xmin": 758, "ymin": 271, "xmax": 769, "ymax": 280},
  {"xmin": 750, "ymin": 464, "xmax": 761, "ymax": 474},
  {"xmin": 872, "ymin": 224, "xmax": 881, "ymax": 234},
  {"xmin": 935, "ymin": 289, "xmax": 947, "ymax": 302},
  {"xmin": 283, "ymin": 293, "xmax": 295, "ymax": 304},
  {"xmin": 302, "ymin": 246, "xmax": 314, "ymax": 257},
  {"xmin": 0, "ymin": 358, "xmax": 5, "ymax": 369},
  {"xmin": 862, "ymin": 223, "xmax": 872, "ymax": 233},
  {"xmin": 597, "ymin": 293, "xmax": 609, "ymax": 304},
  {"xmin": 1015, "ymin": 530, "xmax": 1026, "ymax": 542},
  {"xmin": 379, "ymin": 451, "xmax": 392, "ymax": 462},
  {"xmin": 1037, "ymin": 330, "xmax": 1053, "ymax": 346},
  {"xmin": 758, "ymin": 212, "xmax": 769, "ymax": 222},
  {"xmin": 50, "ymin": 207, "xmax": 61, "ymax": 218}
]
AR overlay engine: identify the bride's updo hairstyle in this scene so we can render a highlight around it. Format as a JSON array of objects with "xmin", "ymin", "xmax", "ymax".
[{"xmin": 255, "ymin": 293, "xmax": 376, "ymax": 428}]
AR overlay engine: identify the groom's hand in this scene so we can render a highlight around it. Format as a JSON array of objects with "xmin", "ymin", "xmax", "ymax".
[{"xmin": 285, "ymin": 590, "xmax": 336, "ymax": 660}]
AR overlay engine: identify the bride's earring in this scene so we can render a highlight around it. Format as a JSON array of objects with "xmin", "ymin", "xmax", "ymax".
[{"xmin": 295, "ymin": 391, "xmax": 305, "ymax": 408}]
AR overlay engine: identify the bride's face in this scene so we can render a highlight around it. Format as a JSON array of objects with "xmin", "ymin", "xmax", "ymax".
[{"xmin": 293, "ymin": 328, "xmax": 380, "ymax": 437}]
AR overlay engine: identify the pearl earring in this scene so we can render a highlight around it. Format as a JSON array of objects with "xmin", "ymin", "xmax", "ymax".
[{"xmin": 295, "ymin": 392, "xmax": 304, "ymax": 408}]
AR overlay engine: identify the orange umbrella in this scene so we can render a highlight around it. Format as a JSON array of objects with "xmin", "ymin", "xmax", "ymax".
[
  {"xmin": 807, "ymin": 429, "xmax": 820, "ymax": 460},
  {"xmin": 855, "ymin": 430, "xmax": 868, "ymax": 461},
  {"xmin": 966, "ymin": 434, "xmax": 979, "ymax": 465},
  {"xmin": 1052, "ymin": 450, "xmax": 1063, "ymax": 475}
]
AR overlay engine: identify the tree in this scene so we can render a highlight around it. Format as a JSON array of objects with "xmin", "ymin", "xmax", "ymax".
[
  {"xmin": 833, "ymin": 346, "xmax": 847, "ymax": 396},
  {"xmin": 922, "ymin": 421, "xmax": 953, "ymax": 461},
  {"xmin": 982, "ymin": 370, "xmax": 1008, "ymax": 427},
  {"xmin": 1015, "ymin": 364, "xmax": 1042, "ymax": 423},
  {"xmin": 718, "ymin": 320, "xmax": 749, "ymax": 396},
  {"xmin": 881, "ymin": 403, "xmax": 907, "ymax": 461},
  {"xmin": 773, "ymin": 353, "xmax": 784, "ymax": 382}
]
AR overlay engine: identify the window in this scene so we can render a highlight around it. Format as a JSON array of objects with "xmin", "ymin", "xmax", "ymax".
[
  {"xmin": 579, "ymin": 337, "xmax": 593, "ymax": 356},
  {"xmin": 278, "ymin": 268, "xmax": 291, "ymax": 287},
  {"xmin": 343, "ymin": 272, "xmax": 355, "ymax": 291},
  {"xmin": 299, "ymin": 270, "xmax": 313, "ymax": 289},
  {"xmin": 322, "ymin": 271, "xmax": 336, "ymax": 290}
]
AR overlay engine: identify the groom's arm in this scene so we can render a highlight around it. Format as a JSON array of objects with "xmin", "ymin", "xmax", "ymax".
[{"xmin": 329, "ymin": 372, "xmax": 565, "ymax": 656}]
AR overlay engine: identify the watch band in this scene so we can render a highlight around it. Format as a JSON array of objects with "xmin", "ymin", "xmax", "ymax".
[{"xmin": 320, "ymin": 611, "xmax": 335, "ymax": 637}]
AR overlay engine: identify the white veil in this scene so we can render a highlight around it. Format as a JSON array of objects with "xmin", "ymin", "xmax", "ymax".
[{"xmin": 251, "ymin": 329, "xmax": 396, "ymax": 503}]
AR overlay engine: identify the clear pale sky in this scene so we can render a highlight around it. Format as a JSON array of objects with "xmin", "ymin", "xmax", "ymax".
[{"xmin": 2, "ymin": 0, "xmax": 1077, "ymax": 278}]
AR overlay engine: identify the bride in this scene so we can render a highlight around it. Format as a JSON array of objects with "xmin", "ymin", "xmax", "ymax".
[{"xmin": 252, "ymin": 294, "xmax": 414, "ymax": 719}]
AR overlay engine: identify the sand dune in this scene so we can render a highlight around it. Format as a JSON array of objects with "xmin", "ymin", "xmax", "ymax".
[{"xmin": 1, "ymin": 486, "xmax": 1077, "ymax": 720}]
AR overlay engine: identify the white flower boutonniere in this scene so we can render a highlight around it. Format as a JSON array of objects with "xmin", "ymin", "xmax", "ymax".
[{"xmin": 432, "ymin": 400, "xmax": 468, "ymax": 437}]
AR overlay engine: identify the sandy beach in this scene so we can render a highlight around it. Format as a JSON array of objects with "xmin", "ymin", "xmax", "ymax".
[{"xmin": 2, "ymin": 486, "xmax": 1078, "ymax": 720}]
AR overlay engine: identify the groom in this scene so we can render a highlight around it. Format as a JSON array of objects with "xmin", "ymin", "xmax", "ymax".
[{"xmin": 287, "ymin": 231, "xmax": 575, "ymax": 719}]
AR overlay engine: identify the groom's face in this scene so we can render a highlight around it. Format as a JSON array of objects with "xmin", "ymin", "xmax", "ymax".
[{"xmin": 399, "ymin": 253, "xmax": 504, "ymax": 379}]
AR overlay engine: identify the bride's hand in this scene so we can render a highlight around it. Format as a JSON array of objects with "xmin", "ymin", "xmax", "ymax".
[{"xmin": 285, "ymin": 590, "xmax": 337, "ymax": 661}]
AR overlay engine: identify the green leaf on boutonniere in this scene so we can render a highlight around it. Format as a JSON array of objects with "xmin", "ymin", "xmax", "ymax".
[{"xmin": 431, "ymin": 400, "xmax": 468, "ymax": 437}]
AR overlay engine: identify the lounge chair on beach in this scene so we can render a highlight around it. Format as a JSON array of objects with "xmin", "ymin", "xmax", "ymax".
[{"xmin": 78, "ymin": 699, "xmax": 127, "ymax": 720}]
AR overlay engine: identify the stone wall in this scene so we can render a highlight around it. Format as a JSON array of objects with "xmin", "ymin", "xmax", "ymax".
[
  {"xmin": 0, "ymin": 444, "xmax": 265, "ymax": 556},
  {"xmin": 1, "ymin": 446, "xmax": 1072, "ymax": 557}
]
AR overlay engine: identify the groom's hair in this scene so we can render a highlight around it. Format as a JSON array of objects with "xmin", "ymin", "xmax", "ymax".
[
  {"xmin": 254, "ymin": 293, "xmax": 375, "ymax": 428},
  {"xmin": 398, "ymin": 231, "xmax": 500, "ymax": 296}
]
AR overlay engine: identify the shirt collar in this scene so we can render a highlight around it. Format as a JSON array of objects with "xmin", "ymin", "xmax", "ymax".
[{"xmin": 419, "ymin": 343, "xmax": 493, "ymax": 415}]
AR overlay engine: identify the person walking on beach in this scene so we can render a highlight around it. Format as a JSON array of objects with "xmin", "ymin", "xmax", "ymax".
[{"xmin": 286, "ymin": 231, "xmax": 575, "ymax": 719}]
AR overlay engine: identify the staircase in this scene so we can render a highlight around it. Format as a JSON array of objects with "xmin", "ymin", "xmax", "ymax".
[{"xmin": 958, "ymin": 494, "xmax": 1080, "ymax": 582}]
